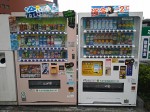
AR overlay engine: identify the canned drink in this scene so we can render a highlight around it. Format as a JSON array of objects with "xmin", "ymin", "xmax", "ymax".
[
  {"xmin": 51, "ymin": 52, "xmax": 55, "ymax": 59},
  {"xmin": 46, "ymin": 24, "xmax": 49, "ymax": 30},
  {"xmin": 27, "ymin": 24, "xmax": 31, "ymax": 31},
  {"xmin": 57, "ymin": 24, "xmax": 61, "ymax": 31},
  {"xmin": 43, "ymin": 24, "xmax": 47, "ymax": 30},
  {"xmin": 54, "ymin": 24, "xmax": 58, "ymax": 30},
  {"xmin": 24, "ymin": 24, "xmax": 27, "ymax": 30},
  {"xmin": 38, "ymin": 24, "xmax": 42, "ymax": 31},
  {"xmin": 34, "ymin": 24, "xmax": 38, "ymax": 31},
  {"xmin": 30, "ymin": 24, "xmax": 34, "ymax": 31},
  {"xmin": 61, "ymin": 24, "xmax": 65, "ymax": 31},
  {"xmin": 20, "ymin": 23, "xmax": 24, "ymax": 31}
]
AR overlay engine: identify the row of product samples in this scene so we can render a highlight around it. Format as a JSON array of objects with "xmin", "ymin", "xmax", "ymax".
[
  {"xmin": 18, "ymin": 34, "xmax": 66, "ymax": 47},
  {"xmin": 84, "ymin": 33, "xmax": 133, "ymax": 45},
  {"xmin": 84, "ymin": 18, "xmax": 134, "ymax": 30},
  {"xmin": 18, "ymin": 23, "xmax": 66, "ymax": 32},
  {"xmin": 18, "ymin": 49, "xmax": 67, "ymax": 60}
]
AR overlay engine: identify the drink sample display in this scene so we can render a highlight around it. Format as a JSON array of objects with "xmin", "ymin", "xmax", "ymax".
[
  {"xmin": 78, "ymin": 12, "xmax": 142, "ymax": 106},
  {"xmin": 84, "ymin": 33, "xmax": 133, "ymax": 45},
  {"xmin": 9, "ymin": 14, "xmax": 77, "ymax": 105},
  {"xmin": 83, "ymin": 17, "xmax": 134, "ymax": 30}
]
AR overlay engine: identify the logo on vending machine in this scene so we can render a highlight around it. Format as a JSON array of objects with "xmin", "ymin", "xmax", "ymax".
[{"xmin": 24, "ymin": 3, "xmax": 59, "ymax": 18}]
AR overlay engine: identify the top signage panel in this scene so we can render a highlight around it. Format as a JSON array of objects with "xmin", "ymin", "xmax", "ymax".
[{"xmin": 91, "ymin": 6, "xmax": 129, "ymax": 17}]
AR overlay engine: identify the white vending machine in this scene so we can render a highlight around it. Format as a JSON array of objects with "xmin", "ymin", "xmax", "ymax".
[
  {"xmin": 0, "ymin": 15, "xmax": 17, "ymax": 105},
  {"xmin": 78, "ymin": 12, "xmax": 142, "ymax": 106}
]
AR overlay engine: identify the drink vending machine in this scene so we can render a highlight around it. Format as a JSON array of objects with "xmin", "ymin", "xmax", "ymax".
[
  {"xmin": 78, "ymin": 12, "xmax": 142, "ymax": 106},
  {"xmin": 9, "ymin": 13, "xmax": 77, "ymax": 105}
]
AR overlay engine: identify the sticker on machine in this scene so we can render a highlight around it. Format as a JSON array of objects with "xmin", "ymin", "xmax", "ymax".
[
  {"xmin": 82, "ymin": 61, "xmax": 103, "ymax": 76},
  {"xmin": 112, "ymin": 58, "xmax": 118, "ymax": 63},
  {"xmin": 42, "ymin": 63, "xmax": 49, "ymax": 75},
  {"xmin": 105, "ymin": 59, "xmax": 111, "ymax": 76},
  {"xmin": 20, "ymin": 65, "xmax": 41, "ymax": 78},
  {"xmin": 35, "ymin": 89, "xmax": 58, "ymax": 92},
  {"xmin": 119, "ymin": 66, "xmax": 126, "ymax": 79},
  {"xmin": 66, "ymin": 67, "xmax": 74, "ymax": 73}
]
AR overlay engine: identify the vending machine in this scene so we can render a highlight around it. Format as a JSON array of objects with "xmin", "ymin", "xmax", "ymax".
[
  {"xmin": 78, "ymin": 12, "xmax": 142, "ymax": 106},
  {"xmin": 9, "ymin": 12, "xmax": 77, "ymax": 105},
  {"xmin": 0, "ymin": 15, "xmax": 17, "ymax": 105}
]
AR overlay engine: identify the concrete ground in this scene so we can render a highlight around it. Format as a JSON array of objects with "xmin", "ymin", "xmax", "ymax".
[
  {"xmin": 0, "ymin": 97, "xmax": 148, "ymax": 112},
  {"xmin": 0, "ymin": 105, "xmax": 147, "ymax": 112}
]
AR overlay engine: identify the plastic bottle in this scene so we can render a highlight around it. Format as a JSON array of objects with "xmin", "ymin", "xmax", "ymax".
[
  {"xmin": 97, "ymin": 19, "xmax": 102, "ymax": 29},
  {"xmin": 90, "ymin": 34, "xmax": 94, "ymax": 45},
  {"xmin": 109, "ymin": 19, "xmax": 113, "ymax": 29},
  {"xmin": 105, "ymin": 19, "xmax": 109, "ymax": 29},
  {"xmin": 85, "ymin": 34, "xmax": 90, "ymax": 45},
  {"xmin": 36, "ymin": 37, "xmax": 39, "ymax": 46},
  {"xmin": 93, "ymin": 19, "xmax": 97, "ymax": 29},
  {"xmin": 20, "ymin": 35, "xmax": 25, "ymax": 47},
  {"xmin": 39, "ymin": 36, "xmax": 43, "ymax": 47},
  {"xmin": 43, "ymin": 36, "xmax": 47, "ymax": 47},
  {"xmin": 32, "ymin": 37, "xmax": 36, "ymax": 46},
  {"xmin": 113, "ymin": 19, "xmax": 117, "ymax": 29},
  {"xmin": 47, "ymin": 36, "xmax": 51, "ymax": 47},
  {"xmin": 44, "ymin": 50, "xmax": 48, "ymax": 58},
  {"xmin": 51, "ymin": 36, "xmax": 54, "ymax": 47},
  {"xmin": 101, "ymin": 19, "xmax": 105, "ymax": 29},
  {"xmin": 90, "ymin": 19, "xmax": 93, "ymax": 29}
]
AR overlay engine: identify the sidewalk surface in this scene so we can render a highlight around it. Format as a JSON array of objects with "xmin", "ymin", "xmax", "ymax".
[
  {"xmin": 0, "ymin": 97, "xmax": 148, "ymax": 112},
  {"xmin": 0, "ymin": 105, "xmax": 147, "ymax": 112}
]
